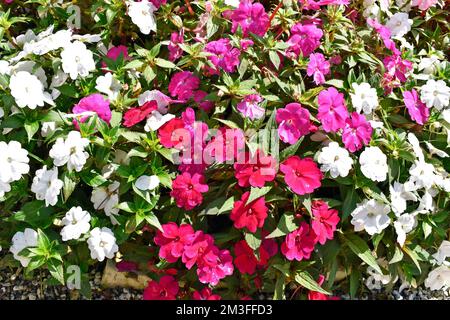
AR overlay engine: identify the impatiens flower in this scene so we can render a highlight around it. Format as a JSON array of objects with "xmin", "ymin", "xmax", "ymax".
[
  {"xmin": 233, "ymin": 150, "xmax": 277, "ymax": 188},
  {"xmin": 193, "ymin": 287, "xmax": 221, "ymax": 300},
  {"xmin": 168, "ymin": 30, "xmax": 184, "ymax": 62},
  {"xmin": 105, "ymin": 45, "xmax": 130, "ymax": 64},
  {"xmin": 204, "ymin": 38, "xmax": 241, "ymax": 74},
  {"xmin": 350, "ymin": 82, "xmax": 379, "ymax": 114},
  {"xmin": 432, "ymin": 241, "xmax": 450, "ymax": 266},
  {"xmin": 317, "ymin": 87, "xmax": 349, "ymax": 132},
  {"xmin": 411, "ymin": 0, "xmax": 437, "ymax": 10},
  {"xmin": 351, "ymin": 199, "xmax": 391, "ymax": 236},
  {"xmin": 308, "ymin": 275, "xmax": 340, "ymax": 300},
  {"xmin": 276, "ymin": 103, "xmax": 313, "ymax": 145},
  {"xmin": 49, "ymin": 131, "xmax": 89, "ymax": 172},
  {"xmin": 95, "ymin": 73, "xmax": 121, "ymax": 101},
  {"xmin": 182, "ymin": 232, "xmax": 215, "ymax": 269},
  {"xmin": 123, "ymin": 100, "xmax": 158, "ymax": 127},
  {"xmin": 342, "ymin": 112, "xmax": 373, "ymax": 153},
  {"xmin": 168, "ymin": 71, "xmax": 200, "ymax": 101},
  {"xmin": 143, "ymin": 276, "xmax": 179, "ymax": 300},
  {"xmin": 205, "ymin": 127, "xmax": 245, "ymax": 163},
  {"xmin": 383, "ymin": 54, "xmax": 413, "ymax": 85},
  {"xmin": 10, "ymin": 228, "xmax": 38, "ymax": 267},
  {"xmin": 91, "ymin": 181, "xmax": 120, "ymax": 225},
  {"xmin": 31, "ymin": 166, "xmax": 63, "ymax": 207},
  {"xmin": 420, "ymin": 79, "xmax": 450, "ymax": 110},
  {"xmin": 72, "ymin": 94, "xmax": 112, "ymax": 128},
  {"xmin": 135, "ymin": 175, "xmax": 160, "ymax": 191},
  {"xmin": 311, "ymin": 200, "xmax": 340, "ymax": 245},
  {"xmin": 386, "ymin": 13, "xmax": 412, "ymax": 38},
  {"xmin": 359, "ymin": 146, "xmax": 388, "ymax": 182},
  {"xmin": 389, "ymin": 182, "xmax": 417, "ymax": 216},
  {"xmin": 87, "ymin": 227, "xmax": 119, "ymax": 262},
  {"xmin": 0, "ymin": 181, "xmax": 11, "ymax": 198},
  {"xmin": 230, "ymin": 191, "xmax": 268, "ymax": 233},
  {"xmin": 154, "ymin": 223, "xmax": 195, "ymax": 263},
  {"xmin": 236, "ymin": 94, "xmax": 265, "ymax": 120},
  {"xmin": 234, "ymin": 240, "xmax": 258, "ymax": 275},
  {"xmin": 60, "ymin": 41, "xmax": 95, "ymax": 80},
  {"xmin": 170, "ymin": 173, "xmax": 209, "ymax": 210},
  {"xmin": 403, "ymin": 89, "xmax": 429, "ymax": 125},
  {"xmin": 307, "ymin": 53, "xmax": 330, "ymax": 85},
  {"xmin": 196, "ymin": 247, "xmax": 234, "ymax": 286},
  {"xmin": 9, "ymin": 71, "xmax": 53, "ymax": 109},
  {"xmin": 0, "ymin": 141, "xmax": 30, "ymax": 183},
  {"xmin": 280, "ymin": 156, "xmax": 322, "ymax": 195},
  {"xmin": 281, "ymin": 222, "xmax": 316, "ymax": 261},
  {"xmin": 231, "ymin": 0, "xmax": 269, "ymax": 37},
  {"xmin": 126, "ymin": 0, "xmax": 157, "ymax": 35},
  {"xmin": 366, "ymin": 18, "xmax": 399, "ymax": 54},
  {"xmin": 60, "ymin": 206, "xmax": 91, "ymax": 241},
  {"xmin": 286, "ymin": 23, "xmax": 323, "ymax": 58},
  {"xmin": 425, "ymin": 265, "xmax": 450, "ymax": 291},
  {"xmin": 394, "ymin": 213, "xmax": 416, "ymax": 247},
  {"xmin": 317, "ymin": 142, "xmax": 353, "ymax": 178}
]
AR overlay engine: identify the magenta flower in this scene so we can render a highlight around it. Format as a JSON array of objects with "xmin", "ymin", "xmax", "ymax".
[
  {"xmin": 154, "ymin": 223, "xmax": 195, "ymax": 263},
  {"xmin": 102, "ymin": 45, "xmax": 130, "ymax": 70},
  {"xmin": 383, "ymin": 54, "xmax": 413, "ymax": 83},
  {"xmin": 204, "ymin": 38, "xmax": 241, "ymax": 74},
  {"xmin": 411, "ymin": 0, "xmax": 437, "ymax": 10},
  {"xmin": 403, "ymin": 89, "xmax": 429, "ymax": 125},
  {"xmin": 236, "ymin": 94, "xmax": 265, "ymax": 120},
  {"xmin": 170, "ymin": 172, "xmax": 209, "ymax": 210},
  {"xmin": 311, "ymin": 200, "xmax": 340, "ymax": 245},
  {"xmin": 182, "ymin": 232, "xmax": 215, "ymax": 269},
  {"xmin": 286, "ymin": 23, "xmax": 323, "ymax": 58},
  {"xmin": 300, "ymin": 0, "xmax": 350, "ymax": 10},
  {"xmin": 168, "ymin": 71, "xmax": 200, "ymax": 101},
  {"xmin": 168, "ymin": 30, "xmax": 184, "ymax": 62},
  {"xmin": 231, "ymin": 0, "xmax": 269, "ymax": 37},
  {"xmin": 281, "ymin": 222, "xmax": 316, "ymax": 261},
  {"xmin": 280, "ymin": 156, "xmax": 322, "ymax": 196},
  {"xmin": 149, "ymin": 0, "xmax": 167, "ymax": 8},
  {"xmin": 196, "ymin": 247, "xmax": 234, "ymax": 286},
  {"xmin": 317, "ymin": 87, "xmax": 349, "ymax": 133},
  {"xmin": 367, "ymin": 18, "xmax": 400, "ymax": 55},
  {"xmin": 193, "ymin": 90, "xmax": 215, "ymax": 112},
  {"xmin": 342, "ymin": 112, "xmax": 373, "ymax": 153},
  {"xmin": 72, "ymin": 94, "xmax": 111, "ymax": 129},
  {"xmin": 276, "ymin": 103, "xmax": 312, "ymax": 145},
  {"xmin": 307, "ymin": 53, "xmax": 330, "ymax": 85}
]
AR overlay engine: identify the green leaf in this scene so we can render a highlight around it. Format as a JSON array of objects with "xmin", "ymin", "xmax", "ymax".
[
  {"xmin": 48, "ymin": 259, "xmax": 65, "ymax": 285},
  {"xmin": 280, "ymin": 137, "xmax": 304, "ymax": 161},
  {"xmin": 341, "ymin": 188, "xmax": 358, "ymax": 220},
  {"xmin": 273, "ymin": 274, "xmax": 286, "ymax": 300},
  {"xmin": 200, "ymin": 196, "xmax": 234, "ymax": 216},
  {"xmin": 344, "ymin": 233, "xmax": 383, "ymax": 275},
  {"xmin": 246, "ymin": 186, "xmax": 271, "ymax": 205},
  {"xmin": 266, "ymin": 213, "xmax": 298, "ymax": 239},
  {"xmin": 80, "ymin": 170, "xmax": 107, "ymax": 188},
  {"xmin": 389, "ymin": 246, "xmax": 404, "ymax": 264},
  {"xmin": 295, "ymin": 271, "xmax": 331, "ymax": 295},
  {"xmin": 349, "ymin": 269, "xmax": 361, "ymax": 299},
  {"xmin": 154, "ymin": 58, "xmax": 176, "ymax": 69},
  {"xmin": 24, "ymin": 121, "xmax": 39, "ymax": 141},
  {"xmin": 245, "ymin": 230, "xmax": 262, "ymax": 250},
  {"xmin": 269, "ymin": 51, "xmax": 280, "ymax": 70},
  {"xmin": 403, "ymin": 246, "xmax": 422, "ymax": 273},
  {"xmin": 144, "ymin": 213, "xmax": 163, "ymax": 232},
  {"xmin": 9, "ymin": 202, "xmax": 54, "ymax": 229}
]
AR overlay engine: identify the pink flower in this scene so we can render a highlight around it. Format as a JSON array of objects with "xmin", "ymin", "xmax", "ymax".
[
  {"xmin": 307, "ymin": 275, "xmax": 340, "ymax": 300},
  {"xmin": 102, "ymin": 45, "xmax": 130, "ymax": 70},
  {"xmin": 411, "ymin": 0, "xmax": 437, "ymax": 10},
  {"xmin": 158, "ymin": 118, "xmax": 186, "ymax": 149},
  {"xmin": 307, "ymin": 53, "xmax": 330, "ymax": 85},
  {"xmin": 234, "ymin": 240, "xmax": 258, "ymax": 275},
  {"xmin": 72, "ymin": 94, "xmax": 111, "ymax": 129},
  {"xmin": 300, "ymin": 0, "xmax": 350, "ymax": 10},
  {"xmin": 154, "ymin": 222, "xmax": 195, "ymax": 263},
  {"xmin": 403, "ymin": 89, "xmax": 429, "ymax": 125},
  {"xmin": 280, "ymin": 156, "xmax": 322, "ymax": 195},
  {"xmin": 231, "ymin": 0, "xmax": 269, "ymax": 37},
  {"xmin": 286, "ymin": 23, "xmax": 323, "ymax": 58},
  {"xmin": 193, "ymin": 90, "xmax": 215, "ymax": 112},
  {"xmin": 170, "ymin": 173, "xmax": 209, "ymax": 210},
  {"xmin": 317, "ymin": 87, "xmax": 349, "ymax": 133},
  {"xmin": 123, "ymin": 100, "xmax": 158, "ymax": 127},
  {"xmin": 168, "ymin": 30, "xmax": 184, "ymax": 62},
  {"xmin": 182, "ymin": 232, "xmax": 215, "ymax": 269},
  {"xmin": 193, "ymin": 287, "xmax": 222, "ymax": 300},
  {"xmin": 168, "ymin": 71, "xmax": 200, "ymax": 101},
  {"xmin": 205, "ymin": 38, "xmax": 241, "ymax": 74},
  {"xmin": 205, "ymin": 127, "xmax": 246, "ymax": 163},
  {"xmin": 383, "ymin": 55, "xmax": 413, "ymax": 83},
  {"xmin": 236, "ymin": 94, "xmax": 265, "ymax": 120},
  {"xmin": 234, "ymin": 150, "xmax": 277, "ymax": 188},
  {"xmin": 342, "ymin": 112, "xmax": 373, "ymax": 152},
  {"xmin": 197, "ymin": 248, "xmax": 234, "ymax": 286},
  {"xmin": 367, "ymin": 18, "xmax": 400, "ymax": 55},
  {"xmin": 311, "ymin": 200, "xmax": 340, "ymax": 245},
  {"xmin": 240, "ymin": 39, "xmax": 254, "ymax": 51},
  {"xmin": 230, "ymin": 191, "xmax": 268, "ymax": 233},
  {"xmin": 281, "ymin": 222, "xmax": 316, "ymax": 261},
  {"xmin": 276, "ymin": 103, "xmax": 313, "ymax": 145},
  {"xmin": 143, "ymin": 276, "xmax": 179, "ymax": 300},
  {"xmin": 149, "ymin": 0, "xmax": 167, "ymax": 8}
]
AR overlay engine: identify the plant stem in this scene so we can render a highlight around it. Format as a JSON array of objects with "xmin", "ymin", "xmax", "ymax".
[
  {"xmin": 184, "ymin": 0, "xmax": 194, "ymax": 16},
  {"xmin": 267, "ymin": 0, "xmax": 283, "ymax": 32}
]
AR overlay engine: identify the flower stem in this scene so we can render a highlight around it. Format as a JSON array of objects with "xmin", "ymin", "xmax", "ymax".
[
  {"xmin": 267, "ymin": 0, "xmax": 283, "ymax": 32},
  {"xmin": 184, "ymin": 0, "xmax": 195, "ymax": 15}
]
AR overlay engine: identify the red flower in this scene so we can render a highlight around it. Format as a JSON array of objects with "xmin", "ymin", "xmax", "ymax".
[
  {"xmin": 258, "ymin": 236, "xmax": 278, "ymax": 267},
  {"xmin": 193, "ymin": 287, "xmax": 222, "ymax": 300},
  {"xmin": 196, "ymin": 247, "xmax": 234, "ymax": 286},
  {"xmin": 307, "ymin": 275, "xmax": 340, "ymax": 300},
  {"xmin": 230, "ymin": 191, "xmax": 268, "ymax": 233},
  {"xmin": 143, "ymin": 275, "xmax": 179, "ymax": 300},
  {"xmin": 158, "ymin": 118, "xmax": 187, "ymax": 149},
  {"xmin": 234, "ymin": 150, "xmax": 277, "ymax": 188},
  {"xmin": 123, "ymin": 100, "xmax": 157, "ymax": 127},
  {"xmin": 280, "ymin": 156, "xmax": 322, "ymax": 195},
  {"xmin": 168, "ymin": 71, "xmax": 200, "ymax": 101},
  {"xmin": 234, "ymin": 240, "xmax": 258, "ymax": 275},
  {"xmin": 154, "ymin": 222, "xmax": 195, "ymax": 263},
  {"xmin": 281, "ymin": 222, "xmax": 316, "ymax": 261},
  {"xmin": 182, "ymin": 232, "xmax": 214, "ymax": 269},
  {"xmin": 170, "ymin": 173, "xmax": 209, "ymax": 210},
  {"xmin": 311, "ymin": 200, "xmax": 340, "ymax": 245}
]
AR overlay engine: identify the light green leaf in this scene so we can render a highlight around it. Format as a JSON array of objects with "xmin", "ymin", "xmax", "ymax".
[
  {"xmin": 295, "ymin": 271, "xmax": 331, "ymax": 295},
  {"xmin": 344, "ymin": 233, "xmax": 383, "ymax": 275}
]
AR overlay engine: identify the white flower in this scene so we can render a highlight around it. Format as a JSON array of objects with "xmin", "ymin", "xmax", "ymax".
[
  {"xmin": 425, "ymin": 265, "xmax": 450, "ymax": 291},
  {"xmin": 418, "ymin": 55, "xmax": 442, "ymax": 75},
  {"xmin": 138, "ymin": 90, "xmax": 171, "ymax": 113},
  {"xmin": 362, "ymin": 0, "xmax": 380, "ymax": 18},
  {"xmin": 0, "ymin": 180, "xmax": 11, "ymax": 198},
  {"xmin": 411, "ymin": 189, "xmax": 437, "ymax": 215},
  {"xmin": 317, "ymin": 142, "xmax": 353, "ymax": 178},
  {"xmin": 350, "ymin": 82, "xmax": 379, "ymax": 114},
  {"xmin": 49, "ymin": 131, "xmax": 90, "ymax": 172},
  {"xmin": 41, "ymin": 122, "xmax": 57, "ymax": 138},
  {"xmin": 420, "ymin": 79, "xmax": 450, "ymax": 110},
  {"xmin": 386, "ymin": 13, "xmax": 412, "ymax": 38},
  {"xmin": 9, "ymin": 71, "xmax": 53, "ymax": 109},
  {"xmin": 61, "ymin": 41, "xmax": 96, "ymax": 80},
  {"xmin": 0, "ymin": 60, "xmax": 11, "ymax": 75},
  {"xmin": 433, "ymin": 241, "xmax": 450, "ymax": 266},
  {"xmin": 23, "ymin": 29, "xmax": 72, "ymax": 56},
  {"xmin": 393, "ymin": 213, "xmax": 416, "ymax": 246},
  {"xmin": 351, "ymin": 199, "xmax": 391, "ymax": 235},
  {"xmin": 0, "ymin": 107, "xmax": 4, "ymax": 119},
  {"xmin": 0, "ymin": 141, "xmax": 30, "ymax": 183},
  {"xmin": 31, "ymin": 166, "xmax": 63, "ymax": 207},
  {"xmin": 126, "ymin": 0, "xmax": 157, "ymax": 35},
  {"xmin": 95, "ymin": 73, "xmax": 121, "ymax": 101},
  {"xmin": 359, "ymin": 147, "xmax": 388, "ymax": 182},
  {"xmin": 389, "ymin": 182, "xmax": 417, "ymax": 216},
  {"xmin": 425, "ymin": 142, "xmax": 449, "ymax": 158},
  {"xmin": 60, "ymin": 207, "xmax": 91, "ymax": 241},
  {"xmin": 72, "ymin": 34, "xmax": 102, "ymax": 43},
  {"xmin": 9, "ymin": 228, "xmax": 38, "ymax": 267},
  {"xmin": 91, "ymin": 181, "xmax": 120, "ymax": 225},
  {"xmin": 135, "ymin": 175, "xmax": 160, "ymax": 191},
  {"xmin": 407, "ymin": 160, "xmax": 437, "ymax": 190},
  {"xmin": 87, "ymin": 227, "xmax": 119, "ymax": 262},
  {"xmin": 144, "ymin": 111, "xmax": 175, "ymax": 132},
  {"xmin": 225, "ymin": 0, "xmax": 240, "ymax": 7},
  {"xmin": 365, "ymin": 265, "xmax": 393, "ymax": 290}
]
